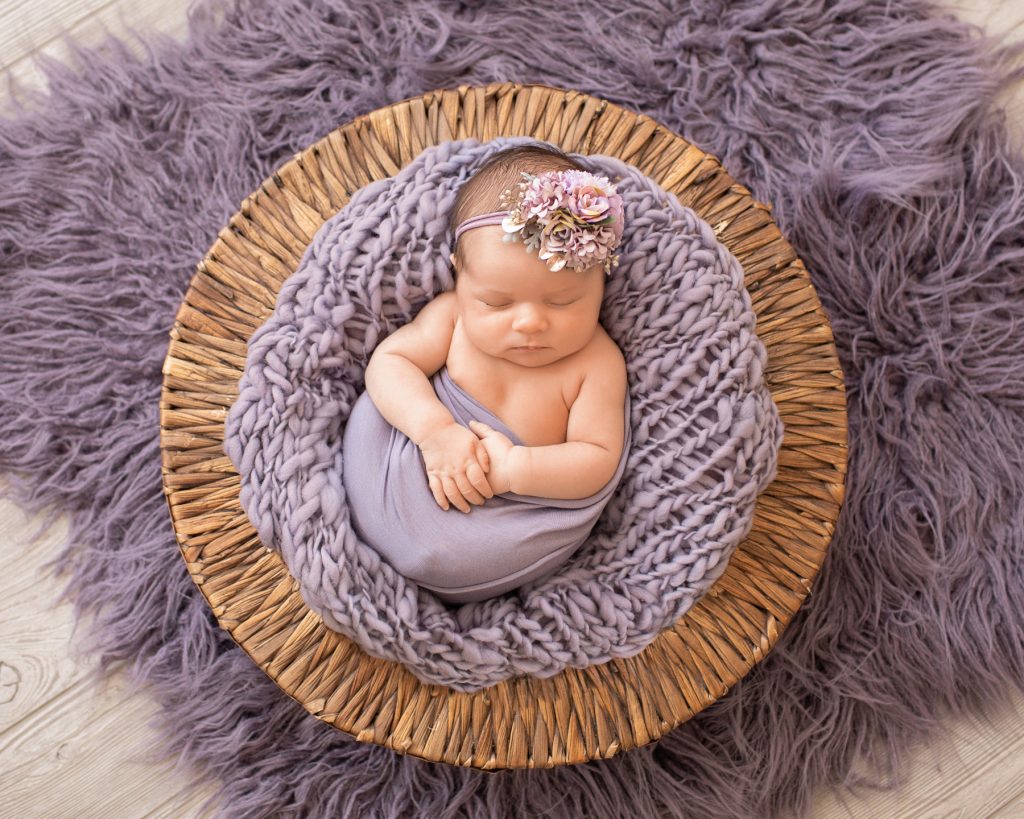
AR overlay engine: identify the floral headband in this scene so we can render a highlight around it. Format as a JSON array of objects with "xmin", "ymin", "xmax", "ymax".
[{"xmin": 453, "ymin": 168, "xmax": 625, "ymax": 274}]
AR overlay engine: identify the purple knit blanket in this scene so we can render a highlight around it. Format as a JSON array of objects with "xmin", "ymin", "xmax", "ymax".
[{"xmin": 224, "ymin": 137, "xmax": 783, "ymax": 691}]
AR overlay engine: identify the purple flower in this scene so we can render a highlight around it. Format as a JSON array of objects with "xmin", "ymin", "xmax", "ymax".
[
  {"xmin": 498, "ymin": 168, "xmax": 625, "ymax": 273},
  {"xmin": 520, "ymin": 174, "xmax": 567, "ymax": 221},
  {"xmin": 572, "ymin": 188, "xmax": 612, "ymax": 223}
]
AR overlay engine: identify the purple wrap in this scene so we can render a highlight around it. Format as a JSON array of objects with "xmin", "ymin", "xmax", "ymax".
[{"xmin": 341, "ymin": 364, "xmax": 632, "ymax": 603}]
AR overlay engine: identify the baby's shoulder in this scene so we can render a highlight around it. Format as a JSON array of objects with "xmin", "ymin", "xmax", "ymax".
[
  {"xmin": 583, "ymin": 325, "xmax": 626, "ymax": 374},
  {"xmin": 564, "ymin": 326, "xmax": 626, "ymax": 407},
  {"xmin": 416, "ymin": 290, "xmax": 458, "ymax": 334},
  {"xmin": 432, "ymin": 289, "xmax": 458, "ymax": 314}
]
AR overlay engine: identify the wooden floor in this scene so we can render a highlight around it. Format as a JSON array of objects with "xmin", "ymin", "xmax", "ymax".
[{"xmin": 2, "ymin": 1, "xmax": 1024, "ymax": 816}]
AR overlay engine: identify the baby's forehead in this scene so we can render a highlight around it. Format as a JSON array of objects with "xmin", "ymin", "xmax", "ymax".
[{"xmin": 459, "ymin": 261, "xmax": 599, "ymax": 293}]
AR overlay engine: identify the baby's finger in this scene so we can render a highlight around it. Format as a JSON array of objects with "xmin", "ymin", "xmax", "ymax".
[
  {"xmin": 454, "ymin": 471, "xmax": 485, "ymax": 506},
  {"xmin": 441, "ymin": 475, "xmax": 470, "ymax": 513},
  {"xmin": 476, "ymin": 442, "xmax": 490, "ymax": 472},
  {"xmin": 427, "ymin": 473, "xmax": 449, "ymax": 511},
  {"xmin": 466, "ymin": 462, "xmax": 494, "ymax": 498}
]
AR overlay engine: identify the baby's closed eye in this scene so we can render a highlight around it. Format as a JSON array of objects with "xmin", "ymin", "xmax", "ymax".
[{"xmin": 480, "ymin": 299, "xmax": 579, "ymax": 309}]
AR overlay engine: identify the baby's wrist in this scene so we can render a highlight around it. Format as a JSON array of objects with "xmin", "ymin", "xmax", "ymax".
[
  {"xmin": 508, "ymin": 445, "xmax": 530, "ymax": 494},
  {"xmin": 412, "ymin": 416, "xmax": 457, "ymax": 448}
]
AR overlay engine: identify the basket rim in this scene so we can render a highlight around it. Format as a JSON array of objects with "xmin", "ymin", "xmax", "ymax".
[{"xmin": 158, "ymin": 81, "xmax": 848, "ymax": 770}]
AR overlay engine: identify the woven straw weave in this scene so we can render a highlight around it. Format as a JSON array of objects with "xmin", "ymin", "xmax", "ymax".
[{"xmin": 159, "ymin": 83, "xmax": 847, "ymax": 770}]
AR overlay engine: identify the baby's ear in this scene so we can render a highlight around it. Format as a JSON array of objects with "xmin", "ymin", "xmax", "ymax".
[{"xmin": 449, "ymin": 252, "xmax": 456, "ymax": 267}]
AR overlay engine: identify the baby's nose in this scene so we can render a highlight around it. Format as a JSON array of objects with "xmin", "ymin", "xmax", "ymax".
[{"xmin": 512, "ymin": 305, "xmax": 547, "ymax": 331}]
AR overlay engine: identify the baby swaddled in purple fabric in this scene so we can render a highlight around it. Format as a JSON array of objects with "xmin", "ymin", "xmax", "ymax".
[
  {"xmin": 342, "ymin": 144, "xmax": 633, "ymax": 603},
  {"xmin": 342, "ymin": 366, "xmax": 631, "ymax": 603}
]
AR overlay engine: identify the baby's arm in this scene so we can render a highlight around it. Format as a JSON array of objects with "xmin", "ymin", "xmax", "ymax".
[
  {"xmin": 363, "ymin": 292, "xmax": 459, "ymax": 445},
  {"xmin": 507, "ymin": 352, "xmax": 628, "ymax": 499},
  {"xmin": 363, "ymin": 293, "xmax": 493, "ymax": 512}
]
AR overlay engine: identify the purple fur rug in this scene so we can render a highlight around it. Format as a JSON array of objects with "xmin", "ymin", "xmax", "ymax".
[{"xmin": 2, "ymin": 0, "xmax": 1024, "ymax": 816}]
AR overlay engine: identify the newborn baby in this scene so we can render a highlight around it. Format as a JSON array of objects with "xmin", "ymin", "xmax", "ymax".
[{"xmin": 342, "ymin": 142, "xmax": 632, "ymax": 603}]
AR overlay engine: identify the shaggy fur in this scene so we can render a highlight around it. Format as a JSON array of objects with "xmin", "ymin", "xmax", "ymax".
[{"xmin": 1, "ymin": 0, "xmax": 1024, "ymax": 816}]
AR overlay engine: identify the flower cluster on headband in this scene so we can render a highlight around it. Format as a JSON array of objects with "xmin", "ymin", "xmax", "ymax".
[{"xmin": 498, "ymin": 169, "xmax": 625, "ymax": 273}]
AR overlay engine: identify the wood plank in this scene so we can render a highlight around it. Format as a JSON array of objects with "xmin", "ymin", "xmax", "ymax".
[
  {"xmin": 0, "ymin": 668, "xmax": 221, "ymax": 817},
  {"xmin": 0, "ymin": 503, "xmax": 85, "ymax": 731},
  {"xmin": 0, "ymin": 486, "xmax": 221, "ymax": 816},
  {"xmin": 0, "ymin": 0, "xmax": 115, "ymax": 71},
  {"xmin": 0, "ymin": 9, "xmax": 213, "ymax": 819},
  {"xmin": 1, "ymin": 0, "xmax": 199, "ymax": 115},
  {"xmin": 935, "ymin": 0, "xmax": 1024, "ymax": 156},
  {"xmin": 804, "ymin": 689, "xmax": 1024, "ymax": 818}
]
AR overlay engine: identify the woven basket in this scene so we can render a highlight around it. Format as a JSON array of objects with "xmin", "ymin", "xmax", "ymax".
[{"xmin": 159, "ymin": 82, "xmax": 847, "ymax": 770}]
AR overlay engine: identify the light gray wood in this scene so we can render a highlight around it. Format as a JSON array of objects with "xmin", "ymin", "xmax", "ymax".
[
  {"xmin": 805, "ymin": 690, "xmax": 1024, "ymax": 818},
  {"xmin": 0, "ymin": 0, "xmax": 199, "ymax": 114},
  {"xmin": 0, "ymin": 484, "xmax": 221, "ymax": 816},
  {"xmin": 0, "ymin": 0, "xmax": 1022, "ymax": 814}
]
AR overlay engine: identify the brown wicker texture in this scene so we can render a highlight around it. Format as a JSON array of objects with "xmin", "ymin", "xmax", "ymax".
[{"xmin": 159, "ymin": 82, "xmax": 847, "ymax": 770}]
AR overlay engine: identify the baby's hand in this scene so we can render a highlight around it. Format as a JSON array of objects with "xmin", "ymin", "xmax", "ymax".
[
  {"xmin": 467, "ymin": 421, "xmax": 516, "ymax": 495},
  {"xmin": 418, "ymin": 422, "xmax": 495, "ymax": 513}
]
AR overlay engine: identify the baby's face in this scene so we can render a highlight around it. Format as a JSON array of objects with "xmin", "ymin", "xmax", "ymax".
[{"xmin": 451, "ymin": 226, "xmax": 604, "ymax": 368}]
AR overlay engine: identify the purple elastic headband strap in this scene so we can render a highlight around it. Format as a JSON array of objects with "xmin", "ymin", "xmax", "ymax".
[{"xmin": 453, "ymin": 211, "xmax": 506, "ymax": 243}]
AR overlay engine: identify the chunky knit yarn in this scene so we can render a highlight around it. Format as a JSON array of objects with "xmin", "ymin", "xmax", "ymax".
[{"xmin": 224, "ymin": 136, "xmax": 784, "ymax": 691}]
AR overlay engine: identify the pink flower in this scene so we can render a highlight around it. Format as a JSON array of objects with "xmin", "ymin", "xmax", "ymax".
[
  {"xmin": 520, "ymin": 175, "xmax": 567, "ymax": 221},
  {"xmin": 572, "ymin": 187, "xmax": 612, "ymax": 223},
  {"xmin": 497, "ymin": 168, "xmax": 625, "ymax": 273}
]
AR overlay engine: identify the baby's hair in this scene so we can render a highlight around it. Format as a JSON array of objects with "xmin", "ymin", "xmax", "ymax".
[{"xmin": 449, "ymin": 142, "xmax": 588, "ymax": 272}]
